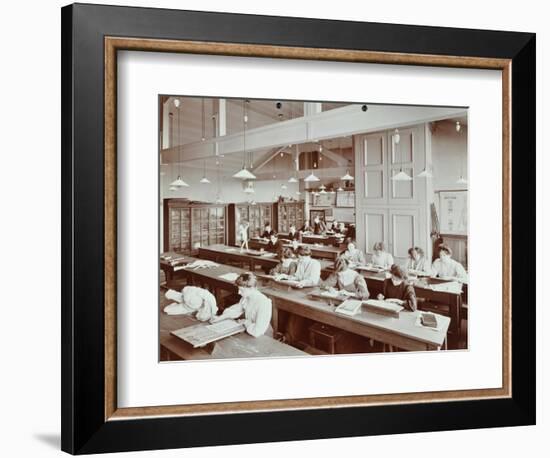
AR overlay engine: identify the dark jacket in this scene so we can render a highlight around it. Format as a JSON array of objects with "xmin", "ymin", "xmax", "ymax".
[
  {"xmin": 286, "ymin": 230, "xmax": 301, "ymax": 241},
  {"xmin": 261, "ymin": 229, "xmax": 275, "ymax": 239},
  {"xmin": 382, "ymin": 279, "xmax": 417, "ymax": 312},
  {"xmin": 313, "ymin": 221, "xmax": 327, "ymax": 235},
  {"xmin": 267, "ymin": 239, "xmax": 283, "ymax": 253}
]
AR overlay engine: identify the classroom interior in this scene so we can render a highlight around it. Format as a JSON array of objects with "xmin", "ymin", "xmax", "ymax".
[{"xmin": 159, "ymin": 96, "xmax": 469, "ymax": 360}]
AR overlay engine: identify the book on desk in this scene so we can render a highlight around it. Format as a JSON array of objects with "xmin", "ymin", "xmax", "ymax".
[
  {"xmin": 171, "ymin": 319, "xmax": 246, "ymax": 348},
  {"xmin": 335, "ymin": 299, "xmax": 363, "ymax": 316},
  {"xmin": 363, "ymin": 299, "xmax": 404, "ymax": 318}
]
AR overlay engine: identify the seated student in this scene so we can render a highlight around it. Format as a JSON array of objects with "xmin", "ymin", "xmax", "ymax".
[
  {"xmin": 210, "ymin": 272, "xmax": 273, "ymax": 337},
  {"xmin": 329, "ymin": 219, "xmax": 339, "ymax": 233},
  {"xmin": 431, "ymin": 244, "xmax": 468, "ymax": 282},
  {"xmin": 289, "ymin": 245, "xmax": 321, "ymax": 287},
  {"xmin": 300, "ymin": 219, "xmax": 313, "ymax": 233},
  {"xmin": 270, "ymin": 248, "xmax": 298, "ymax": 277},
  {"xmin": 287, "ymin": 224, "xmax": 300, "ymax": 241},
  {"xmin": 345, "ymin": 223, "xmax": 356, "ymax": 240},
  {"xmin": 321, "ymin": 257, "xmax": 370, "ymax": 299},
  {"xmin": 312, "ymin": 215, "xmax": 327, "ymax": 235},
  {"xmin": 371, "ymin": 241, "xmax": 394, "ymax": 268},
  {"xmin": 342, "ymin": 238, "xmax": 366, "ymax": 265},
  {"xmin": 405, "ymin": 246, "xmax": 432, "ymax": 274},
  {"xmin": 260, "ymin": 221, "xmax": 274, "ymax": 239},
  {"xmin": 377, "ymin": 264, "xmax": 417, "ymax": 312},
  {"xmin": 266, "ymin": 232, "xmax": 283, "ymax": 253},
  {"xmin": 164, "ymin": 286, "xmax": 218, "ymax": 321}
]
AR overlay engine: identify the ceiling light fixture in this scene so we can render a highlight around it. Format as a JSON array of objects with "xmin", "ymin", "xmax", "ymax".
[
  {"xmin": 390, "ymin": 128, "xmax": 413, "ymax": 181},
  {"xmin": 339, "ymin": 138, "xmax": 354, "ymax": 181},
  {"xmin": 200, "ymin": 159, "xmax": 211, "ymax": 184},
  {"xmin": 233, "ymin": 100, "xmax": 256, "ymax": 180},
  {"xmin": 455, "ymin": 120, "xmax": 467, "ymax": 184},
  {"xmin": 304, "ymin": 172, "xmax": 320, "ymax": 182},
  {"xmin": 169, "ymin": 103, "xmax": 189, "ymax": 187}
]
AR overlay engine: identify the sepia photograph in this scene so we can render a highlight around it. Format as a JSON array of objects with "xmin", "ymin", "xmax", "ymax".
[{"xmin": 158, "ymin": 96, "xmax": 469, "ymax": 360}]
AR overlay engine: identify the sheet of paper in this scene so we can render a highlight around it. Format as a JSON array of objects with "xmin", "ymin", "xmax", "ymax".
[
  {"xmin": 218, "ymin": 272, "xmax": 240, "ymax": 282},
  {"xmin": 206, "ymin": 319, "xmax": 242, "ymax": 333},
  {"xmin": 185, "ymin": 260, "xmax": 219, "ymax": 269},
  {"xmin": 429, "ymin": 281, "xmax": 462, "ymax": 294}
]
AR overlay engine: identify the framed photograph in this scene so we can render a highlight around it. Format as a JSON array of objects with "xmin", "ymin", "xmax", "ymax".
[{"xmin": 61, "ymin": 3, "xmax": 535, "ymax": 454}]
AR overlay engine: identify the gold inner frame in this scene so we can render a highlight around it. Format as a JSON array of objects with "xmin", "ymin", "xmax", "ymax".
[{"xmin": 104, "ymin": 37, "xmax": 512, "ymax": 421}]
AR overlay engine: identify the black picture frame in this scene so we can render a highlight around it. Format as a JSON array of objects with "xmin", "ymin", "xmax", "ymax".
[{"xmin": 61, "ymin": 3, "xmax": 535, "ymax": 454}]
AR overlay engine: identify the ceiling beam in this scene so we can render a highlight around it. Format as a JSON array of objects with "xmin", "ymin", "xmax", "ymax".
[
  {"xmin": 318, "ymin": 147, "xmax": 348, "ymax": 166},
  {"xmin": 251, "ymin": 146, "xmax": 287, "ymax": 173},
  {"xmin": 161, "ymin": 104, "xmax": 467, "ymax": 164}
]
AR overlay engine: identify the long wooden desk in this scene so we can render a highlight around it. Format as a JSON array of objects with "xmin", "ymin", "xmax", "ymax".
[
  {"xmin": 166, "ymin": 247, "xmax": 461, "ymax": 341},
  {"xmin": 248, "ymin": 238, "xmax": 344, "ymax": 260},
  {"xmin": 332, "ymin": 267, "xmax": 463, "ymax": 340},
  {"xmin": 198, "ymin": 244, "xmax": 334, "ymax": 272},
  {"xmin": 160, "ymin": 293, "xmax": 306, "ymax": 360},
  {"xmin": 160, "ymin": 252, "xmax": 196, "ymax": 282},
  {"xmin": 278, "ymin": 232, "xmax": 344, "ymax": 247},
  {"xmin": 187, "ymin": 246, "xmax": 461, "ymax": 339},
  {"xmin": 167, "ymin": 259, "xmax": 450, "ymax": 352}
]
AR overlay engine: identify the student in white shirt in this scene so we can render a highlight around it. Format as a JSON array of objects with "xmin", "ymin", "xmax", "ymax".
[
  {"xmin": 290, "ymin": 245, "xmax": 321, "ymax": 287},
  {"xmin": 211, "ymin": 273, "xmax": 273, "ymax": 337},
  {"xmin": 342, "ymin": 238, "xmax": 366, "ymax": 265},
  {"xmin": 432, "ymin": 244, "xmax": 468, "ymax": 282},
  {"xmin": 404, "ymin": 246, "xmax": 432, "ymax": 274},
  {"xmin": 371, "ymin": 241, "xmax": 394, "ymax": 268},
  {"xmin": 164, "ymin": 286, "xmax": 218, "ymax": 321}
]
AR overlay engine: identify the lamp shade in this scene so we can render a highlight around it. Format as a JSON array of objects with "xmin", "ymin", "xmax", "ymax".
[
  {"xmin": 170, "ymin": 176, "xmax": 189, "ymax": 187},
  {"xmin": 200, "ymin": 177, "xmax": 211, "ymax": 184},
  {"xmin": 304, "ymin": 172, "xmax": 320, "ymax": 182},
  {"xmin": 288, "ymin": 176, "xmax": 298, "ymax": 183},
  {"xmin": 391, "ymin": 170, "xmax": 413, "ymax": 181},
  {"xmin": 233, "ymin": 167, "xmax": 257, "ymax": 180},
  {"xmin": 416, "ymin": 168, "xmax": 433, "ymax": 178},
  {"xmin": 340, "ymin": 171, "xmax": 354, "ymax": 181}
]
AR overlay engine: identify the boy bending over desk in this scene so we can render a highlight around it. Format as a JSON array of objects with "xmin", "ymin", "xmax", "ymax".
[
  {"xmin": 211, "ymin": 273, "xmax": 273, "ymax": 337},
  {"xmin": 270, "ymin": 247, "xmax": 298, "ymax": 277},
  {"xmin": 321, "ymin": 256, "xmax": 370, "ymax": 299},
  {"xmin": 378, "ymin": 264, "xmax": 417, "ymax": 312}
]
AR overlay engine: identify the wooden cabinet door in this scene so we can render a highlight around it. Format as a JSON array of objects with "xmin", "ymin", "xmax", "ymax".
[
  {"xmin": 389, "ymin": 208, "xmax": 419, "ymax": 264},
  {"xmin": 362, "ymin": 209, "xmax": 389, "ymax": 258},
  {"xmin": 169, "ymin": 208, "xmax": 181, "ymax": 252},
  {"xmin": 180, "ymin": 208, "xmax": 191, "ymax": 252},
  {"xmin": 358, "ymin": 132, "xmax": 387, "ymax": 205}
]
